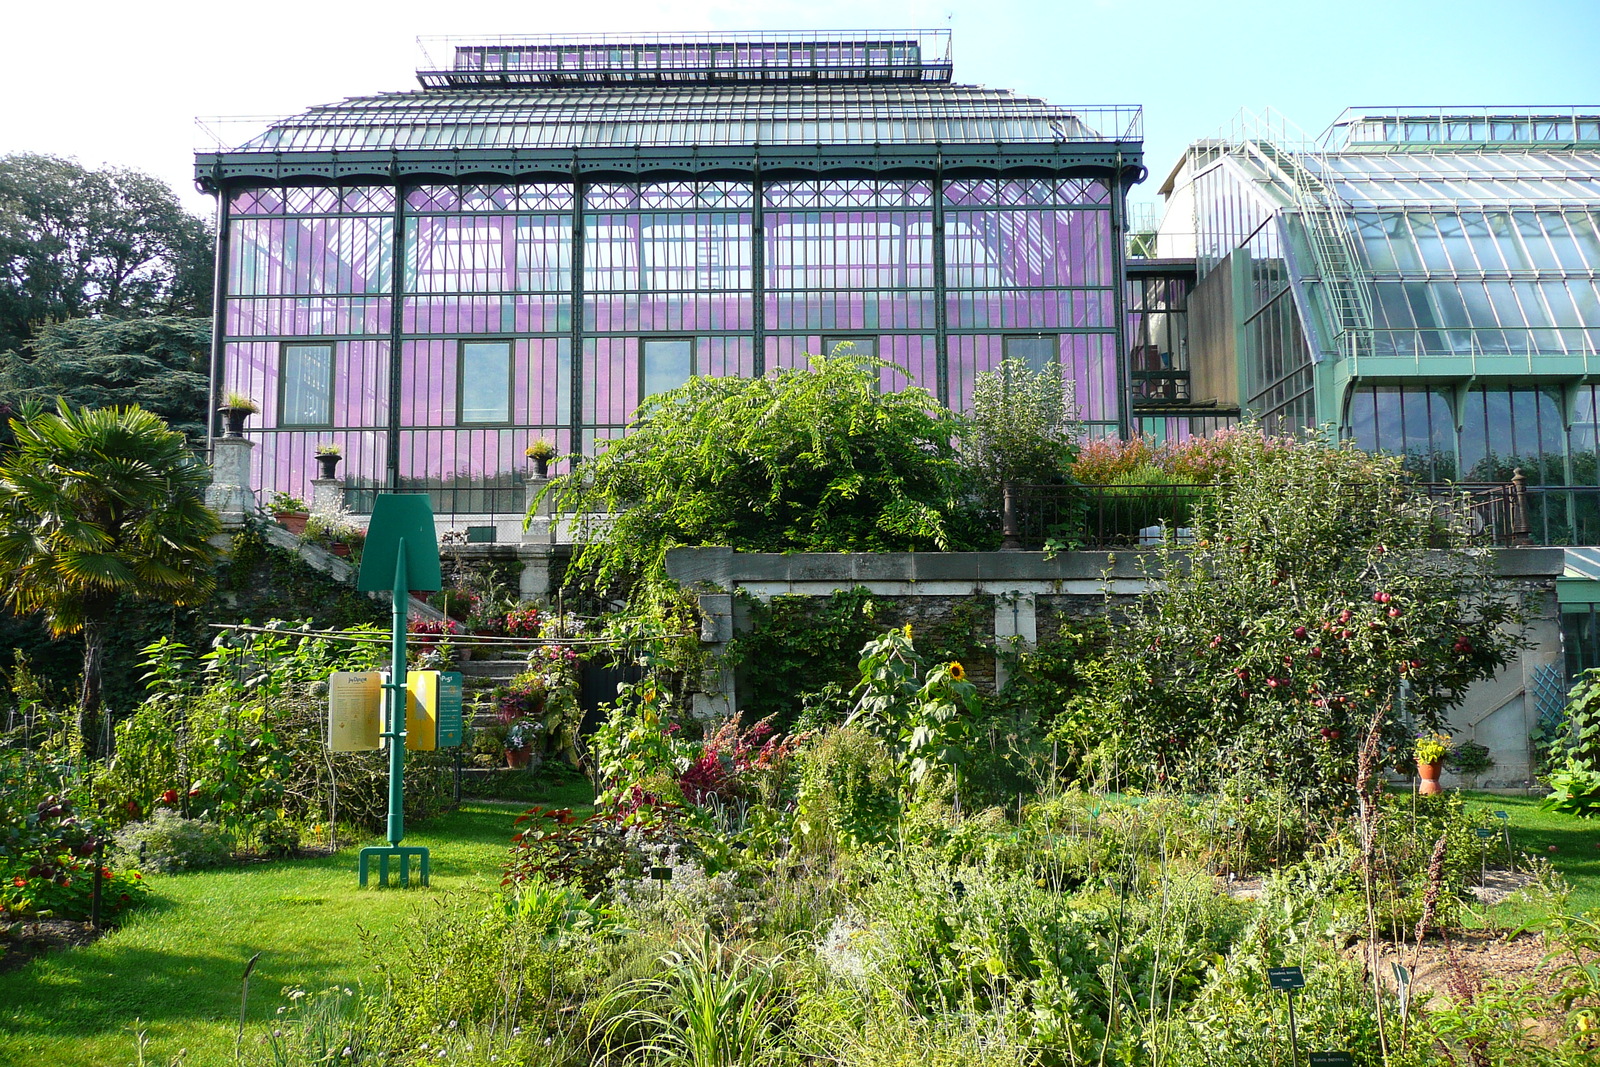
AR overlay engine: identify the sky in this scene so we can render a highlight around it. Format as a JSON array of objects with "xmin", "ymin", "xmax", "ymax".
[{"xmin": 3, "ymin": 0, "xmax": 1599, "ymax": 221}]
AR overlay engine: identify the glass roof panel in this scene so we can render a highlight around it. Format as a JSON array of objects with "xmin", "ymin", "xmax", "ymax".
[{"xmin": 217, "ymin": 86, "xmax": 1140, "ymax": 153}]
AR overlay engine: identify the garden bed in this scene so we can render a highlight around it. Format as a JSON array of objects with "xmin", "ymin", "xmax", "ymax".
[{"xmin": 0, "ymin": 918, "xmax": 106, "ymax": 975}]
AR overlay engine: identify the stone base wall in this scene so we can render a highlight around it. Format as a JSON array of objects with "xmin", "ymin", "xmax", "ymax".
[{"xmin": 666, "ymin": 546, "xmax": 1568, "ymax": 789}]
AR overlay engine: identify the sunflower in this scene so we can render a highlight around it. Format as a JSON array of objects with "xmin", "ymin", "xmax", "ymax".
[{"xmin": 948, "ymin": 661, "xmax": 966, "ymax": 681}]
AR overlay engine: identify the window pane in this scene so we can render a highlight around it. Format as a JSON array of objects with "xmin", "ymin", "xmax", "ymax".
[
  {"xmin": 821, "ymin": 336, "xmax": 877, "ymax": 358},
  {"xmin": 282, "ymin": 344, "xmax": 332, "ymax": 426},
  {"xmin": 1003, "ymin": 334, "xmax": 1056, "ymax": 372},
  {"xmin": 460, "ymin": 341, "xmax": 510, "ymax": 423},
  {"xmin": 642, "ymin": 338, "xmax": 693, "ymax": 398}
]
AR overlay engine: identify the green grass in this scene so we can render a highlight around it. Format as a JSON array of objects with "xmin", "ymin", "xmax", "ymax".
[
  {"xmin": 0, "ymin": 797, "xmax": 587, "ymax": 1067},
  {"xmin": 1462, "ymin": 790, "xmax": 1600, "ymax": 925}
]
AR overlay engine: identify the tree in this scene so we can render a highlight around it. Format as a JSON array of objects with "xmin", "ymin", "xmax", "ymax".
[
  {"xmin": 966, "ymin": 357, "xmax": 1080, "ymax": 486},
  {"xmin": 0, "ymin": 154, "xmax": 212, "ymax": 353},
  {"xmin": 1104, "ymin": 427, "xmax": 1526, "ymax": 809},
  {"xmin": 0, "ymin": 316, "xmax": 211, "ymax": 440},
  {"xmin": 540, "ymin": 353, "xmax": 983, "ymax": 604},
  {"xmin": 0, "ymin": 402, "xmax": 220, "ymax": 756}
]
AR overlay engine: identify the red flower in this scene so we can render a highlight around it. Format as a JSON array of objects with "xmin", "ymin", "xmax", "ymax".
[{"xmin": 12, "ymin": 876, "xmax": 25, "ymax": 888}]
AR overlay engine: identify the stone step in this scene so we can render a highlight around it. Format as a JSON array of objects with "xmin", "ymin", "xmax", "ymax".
[{"xmin": 458, "ymin": 658, "xmax": 527, "ymax": 679}]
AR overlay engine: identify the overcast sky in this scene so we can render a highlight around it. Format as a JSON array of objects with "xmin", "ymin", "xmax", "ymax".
[{"xmin": 4, "ymin": 0, "xmax": 1598, "ymax": 221}]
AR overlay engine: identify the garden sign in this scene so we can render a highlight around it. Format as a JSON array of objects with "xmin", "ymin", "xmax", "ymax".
[{"xmin": 341, "ymin": 494, "xmax": 444, "ymax": 887}]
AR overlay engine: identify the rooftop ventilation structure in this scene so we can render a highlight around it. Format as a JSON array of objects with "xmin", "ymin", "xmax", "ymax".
[
  {"xmin": 415, "ymin": 29, "xmax": 954, "ymax": 89},
  {"xmin": 1322, "ymin": 106, "xmax": 1600, "ymax": 151}
]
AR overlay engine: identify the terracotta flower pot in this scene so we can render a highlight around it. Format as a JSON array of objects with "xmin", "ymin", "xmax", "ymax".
[
  {"xmin": 1417, "ymin": 759, "xmax": 1443, "ymax": 795},
  {"xmin": 275, "ymin": 510, "xmax": 309, "ymax": 536},
  {"xmin": 329, "ymin": 543, "xmax": 350, "ymax": 558},
  {"xmin": 506, "ymin": 747, "xmax": 531, "ymax": 770}
]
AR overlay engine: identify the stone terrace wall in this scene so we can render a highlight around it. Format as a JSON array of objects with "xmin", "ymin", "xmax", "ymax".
[{"xmin": 666, "ymin": 547, "xmax": 1566, "ymax": 791}]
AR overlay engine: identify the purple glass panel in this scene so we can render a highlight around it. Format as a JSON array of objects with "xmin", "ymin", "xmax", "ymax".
[
  {"xmin": 398, "ymin": 429, "xmax": 524, "ymax": 497},
  {"xmin": 223, "ymin": 340, "xmax": 388, "ymax": 431},
  {"xmin": 230, "ymin": 185, "xmax": 394, "ymax": 218},
  {"xmin": 254, "ymin": 429, "xmax": 386, "ymax": 513},
  {"xmin": 701, "ymin": 336, "xmax": 755, "ymax": 378},
  {"xmin": 404, "ymin": 295, "xmax": 570, "ymax": 334},
  {"xmin": 583, "ymin": 336, "xmax": 640, "ymax": 429},
  {"xmin": 945, "ymin": 209, "xmax": 1108, "ymax": 289},
  {"xmin": 226, "ymin": 297, "xmax": 391, "ymax": 338},
  {"xmin": 943, "ymin": 178, "xmax": 1109, "ymax": 207},
  {"xmin": 342, "ymin": 186, "xmax": 395, "ymax": 213},
  {"xmin": 948, "ymin": 333, "xmax": 1116, "ymax": 425},
  {"xmin": 231, "ymin": 217, "xmax": 393, "ymax": 296},
  {"xmin": 283, "ymin": 187, "xmax": 342, "ymax": 214},
  {"xmin": 764, "ymin": 180, "xmax": 933, "ymax": 209},
  {"xmin": 1059, "ymin": 333, "xmax": 1118, "ymax": 425},
  {"xmin": 407, "ymin": 186, "xmax": 460, "ymax": 212},
  {"xmin": 585, "ymin": 293, "xmax": 754, "ymax": 333},
  {"xmin": 880, "ymin": 335, "xmax": 938, "ymax": 393},
  {"xmin": 584, "ymin": 182, "xmax": 752, "ymax": 211},
  {"xmin": 584, "ymin": 213, "xmax": 752, "ymax": 292}
]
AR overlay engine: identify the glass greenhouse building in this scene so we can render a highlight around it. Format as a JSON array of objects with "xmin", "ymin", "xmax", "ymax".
[
  {"xmin": 1153, "ymin": 107, "xmax": 1600, "ymax": 497},
  {"xmin": 196, "ymin": 31, "xmax": 1143, "ymax": 518}
]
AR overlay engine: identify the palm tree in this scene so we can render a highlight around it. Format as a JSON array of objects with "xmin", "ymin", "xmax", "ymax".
[{"xmin": 0, "ymin": 401, "xmax": 220, "ymax": 757}]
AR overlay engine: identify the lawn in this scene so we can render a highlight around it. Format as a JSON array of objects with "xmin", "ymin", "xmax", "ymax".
[
  {"xmin": 0, "ymin": 780, "xmax": 594, "ymax": 1067},
  {"xmin": 1462, "ymin": 789, "xmax": 1600, "ymax": 923}
]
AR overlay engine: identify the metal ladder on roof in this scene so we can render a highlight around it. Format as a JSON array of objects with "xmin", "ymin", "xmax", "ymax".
[{"xmin": 1233, "ymin": 108, "xmax": 1375, "ymax": 360}]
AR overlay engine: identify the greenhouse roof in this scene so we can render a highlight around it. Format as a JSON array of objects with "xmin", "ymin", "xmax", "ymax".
[
  {"xmin": 206, "ymin": 85, "xmax": 1139, "ymax": 155},
  {"xmin": 1315, "ymin": 151, "xmax": 1600, "ymax": 207}
]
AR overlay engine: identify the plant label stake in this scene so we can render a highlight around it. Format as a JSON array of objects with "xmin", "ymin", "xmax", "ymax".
[
  {"xmin": 354, "ymin": 494, "xmax": 442, "ymax": 888},
  {"xmin": 1268, "ymin": 966, "xmax": 1305, "ymax": 1067},
  {"xmin": 1391, "ymin": 962, "xmax": 1412, "ymax": 1025},
  {"xmin": 1309, "ymin": 1054, "xmax": 1352, "ymax": 1066},
  {"xmin": 1475, "ymin": 826, "xmax": 1496, "ymax": 884},
  {"xmin": 1494, "ymin": 810, "xmax": 1512, "ymax": 862}
]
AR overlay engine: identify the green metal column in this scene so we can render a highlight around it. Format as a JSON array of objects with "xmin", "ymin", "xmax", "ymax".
[
  {"xmin": 386, "ymin": 174, "xmax": 407, "ymax": 491},
  {"xmin": 1110, "ymin": 151, "xmax": 1132, "ymax": 441},
  {"xmin": 569, "ymin": 164, "xmax": 586, "ymax": 454},
  {"xmin": 932, "ymin": 155, "xmax": 949, "ymax": 408},
  {"xmin": 751, "ymin": 165, "xmax": 766, "ymax": 377},
  {"xmin": 386, "ymin": 538, "xmax": 408, "ymax": 847},
  {"xmin": 207, "ymin": 185, "xmax": 231, "ymax": 445}
]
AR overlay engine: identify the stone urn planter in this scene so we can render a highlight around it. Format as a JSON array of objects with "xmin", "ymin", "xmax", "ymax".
[
  {"xmin": 315, "ymin": 452, "xmax": 342, "ymax": 479},
  {"xmin": 220, "ymin": 405, "xmax": 254, "ymax": 437}
]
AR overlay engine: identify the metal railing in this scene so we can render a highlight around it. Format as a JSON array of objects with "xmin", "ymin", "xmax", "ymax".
[
  {"xmin": 1009, "ymin": 483, "xmax": 1212, "ymax": 550},
  {"xmin": 1007, "ymin": 474, "xmax": 1572, "ymax": 551}
]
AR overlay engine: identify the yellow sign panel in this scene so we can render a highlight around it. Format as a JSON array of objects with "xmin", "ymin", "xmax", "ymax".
[
  {"xmin": 328, "ymin": 671, "xmax": 382, "ymax": 751},
  {"xmin": 405, "ymin": 671, "xmax": 439, "ymax": 751}
]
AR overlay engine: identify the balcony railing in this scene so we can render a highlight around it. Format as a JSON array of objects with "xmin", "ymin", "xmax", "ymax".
[{"xmin": 1006, "ymin": 473, "xmax": 1575, "ymax": 550}]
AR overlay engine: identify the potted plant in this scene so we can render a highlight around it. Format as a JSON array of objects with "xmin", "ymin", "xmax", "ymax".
[
  {"xmin": 1415, "ymin": 732, "xmax": 1449, "ymax": 795},
  {"xmin": 219, "ymin": 392, "xmax": 259, "ymax": 437},
  {"xmin": 267, "ymin": 491, "xmax": 310, "ymax": 536},
  {"xmin": 504, "ymin": 718, "xmax": 541, "ymax": 769},
  {"xmin": 314, "ymin": 442, "xmax": 342, "ymax": 480},
  {"xmin": 1446, "ymin": 739, "xmax": 1494, "ymax": 786},
  {"xmin": 525, "ymin": 438, "xmax": 558, "ymax": 479}
]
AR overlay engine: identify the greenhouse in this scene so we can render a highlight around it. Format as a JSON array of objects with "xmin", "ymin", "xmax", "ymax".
[{"xmin": 195, "ymin": 31, "xmax": 1143, "ymax": 518}]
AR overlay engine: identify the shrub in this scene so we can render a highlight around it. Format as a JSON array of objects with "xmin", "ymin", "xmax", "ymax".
[
  {"xmin": 112, "ymin": 809, "xmax": 235, "ymax": 873},
  {"xmin": 541, "ymin": 352, "xmax": 983, "ymax": 606},
  {"xmin": 795, "ymin": 726, "xmax": 902, "ymax": 852}
]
